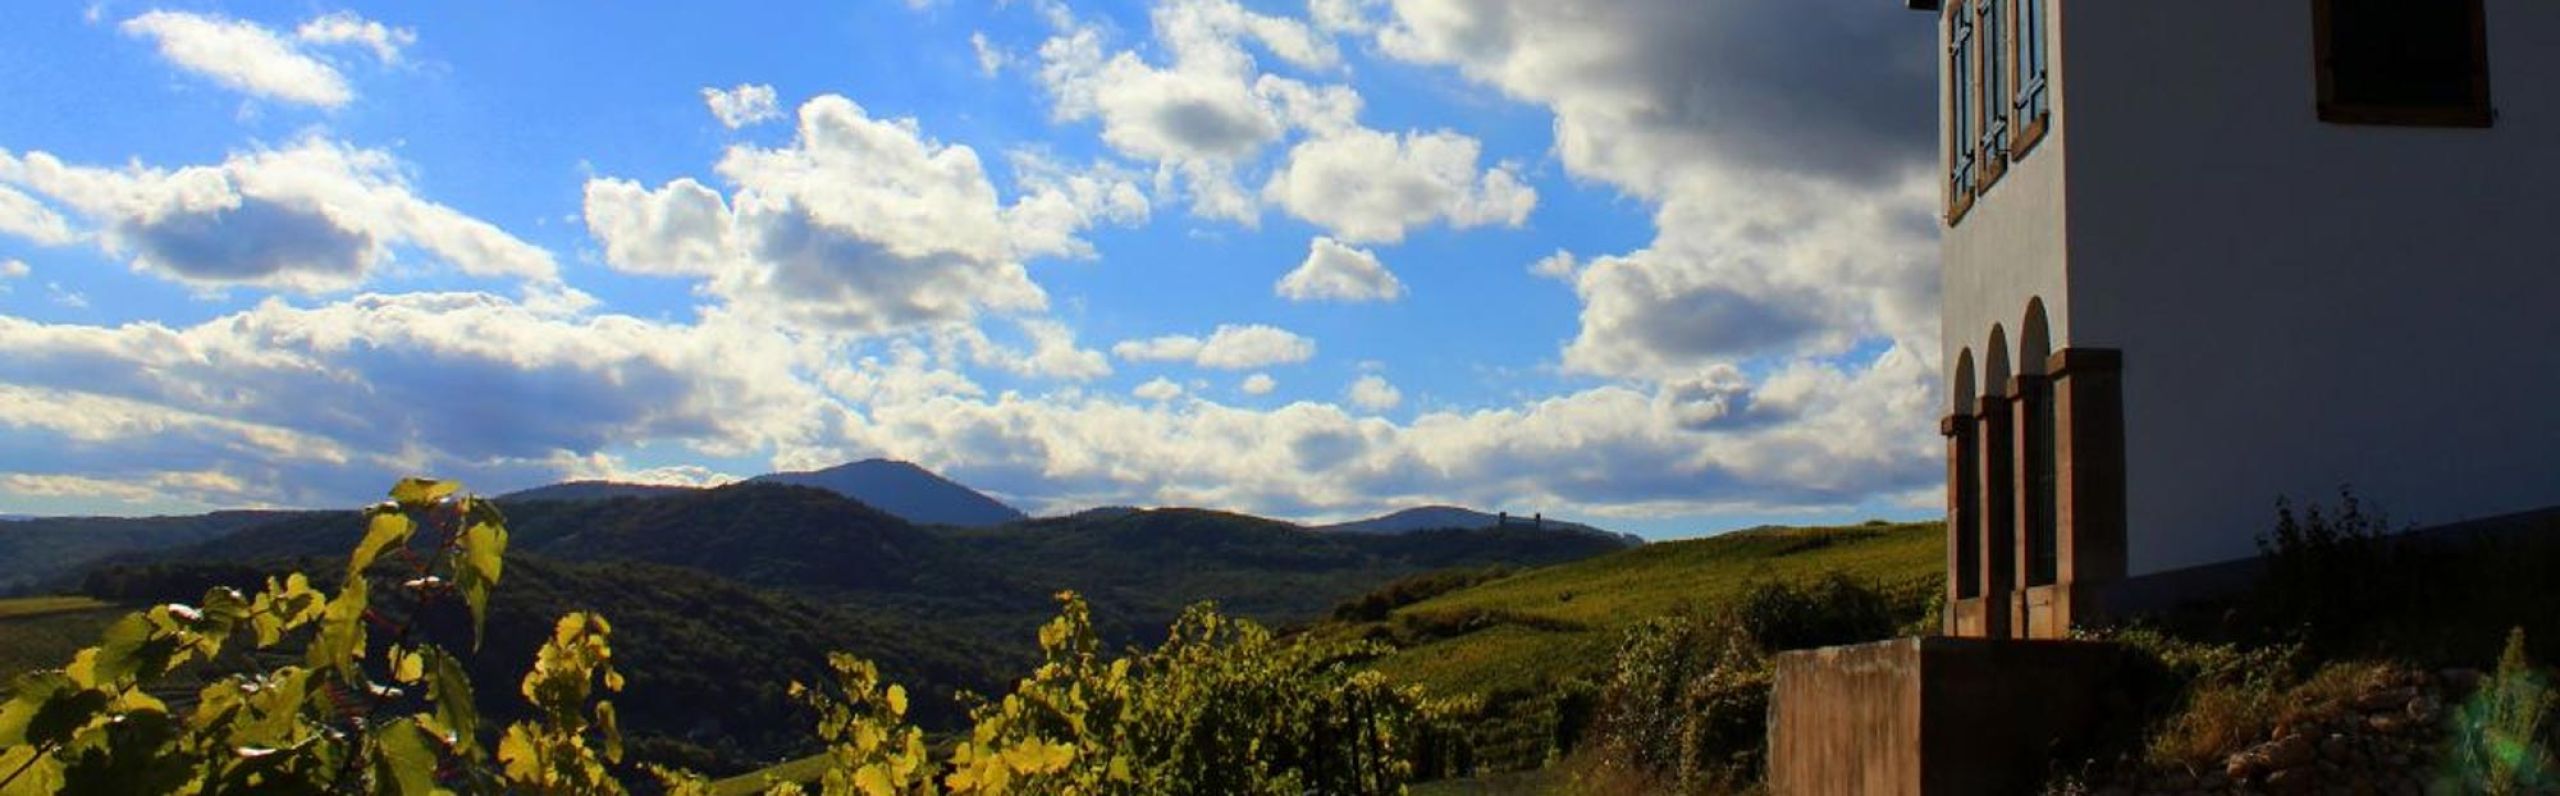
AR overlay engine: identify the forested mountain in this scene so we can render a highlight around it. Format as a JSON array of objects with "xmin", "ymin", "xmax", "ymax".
[
  {"xmin": 0, "ymin": 510, "xmax": 318, "ymax": 592},
  {"xmin": 497, "ymin": 480, "xmax": 699, "ymax": 503},
  {"xmin": 1315, "ymin": 504, "xmax": 1639, "ymax": 543},
  {"xmin": 751, "ymin": 459, "xmax": 1028, "ymax": 527}
]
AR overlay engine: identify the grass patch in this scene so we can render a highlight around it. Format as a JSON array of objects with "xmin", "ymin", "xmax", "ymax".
[{"xmin": 0, "ymin": 595, "xmax": 113, "ymax": 619}]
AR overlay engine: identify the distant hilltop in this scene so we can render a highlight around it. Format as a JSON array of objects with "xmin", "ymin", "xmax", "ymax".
[
  {"xmin": 498, "ymin": 464, "xmax": 1634, "ymax": 543},
  {"xmin": 1315, "ymin": 505, "xmax": 1641, "ymax": 545},
  {"xmin": 502, "ymin": 458, "xmax": 1026, "ymax": 529},
  {"xmin": 749, "ymin": 460, "xmax": 1028, "ymax": 528}
]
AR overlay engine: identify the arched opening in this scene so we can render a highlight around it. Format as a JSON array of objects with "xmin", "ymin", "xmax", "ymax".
[
  {"xmin": 2019, "ymin": 299, "xmax": 2060, "ymax": 588},
  {"xmin": 2019, "ymin": 298, "xmax": 2053, "ymax": 375},
  {"xmin": 1952, "ymin": 349, "xmax": 1978, "ymax": 416},
  {"xmin": 1975, "ymin": 324, "xmax": 2017, "ymax": 637},
  {"xmin": 1983, "ymin": 325, "xmax": 2012, "ymax": 398},
  {"xmin": 1950, "ymin": 348, "xmax": 1980, "ymax": 601}
]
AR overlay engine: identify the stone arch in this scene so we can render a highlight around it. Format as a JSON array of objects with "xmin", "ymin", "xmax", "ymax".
[
  {"xmin": 1983, "ymin": 324, "xmax": 2012, "ymax": 397},
  {"xmin": 2019, "ymin": 298, "xmax": 2054, "ymax": 376},
  {"xmin": 1952, "ymin": 348, "xmax": 1978, "ymax": 416}
]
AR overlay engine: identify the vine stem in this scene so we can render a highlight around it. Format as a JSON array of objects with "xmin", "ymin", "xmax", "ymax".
[{"xmin": 0, "ymin": 740, "xmax": 59, "ymax": 790}]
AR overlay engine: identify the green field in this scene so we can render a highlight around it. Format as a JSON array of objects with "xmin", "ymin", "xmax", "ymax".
[
  {"xmin": 0, "ymin": 595, "xmax": 115, "ymax": 619},
  {"xmin": 0, "ymin": 595, "xmax": 129, "ymax": 692},
  {"xmin": 709, "ymin": 753, "xmax": 833, "ymax": 796},
  {"xmin": 1353, "ymin": 521, "xmax": 1944, "ymax": 700}
]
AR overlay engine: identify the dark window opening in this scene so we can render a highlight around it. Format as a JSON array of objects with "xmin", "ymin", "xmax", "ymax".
[
  {"xmin": 2026, "ymin": 393, "xmax": 2058, "ymax": 586},
  {"xmin": 2315, "ymin": 0, "xmax": 2492, "ymax": 126}
]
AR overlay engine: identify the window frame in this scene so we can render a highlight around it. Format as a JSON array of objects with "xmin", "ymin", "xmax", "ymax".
[
  {"xmin": 1947, "ymin": 1, "xmax": 1978, "ymax": 223},
  {"xmin": 2312, "ymin": 0, "xmax": 2494, "ymax": 128},
  {"xmin": 1974, "ymin": 0, "xmax": 2009, "ymax": 191},
  {"xmin": 1948, "ymin": 0, "xmax": 2052, "ymax": 226},
  {"xmin": 2009, "ymin": 0, "xmax": 2050, "ymax": 157}
]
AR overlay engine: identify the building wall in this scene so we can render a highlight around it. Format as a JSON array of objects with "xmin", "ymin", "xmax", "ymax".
[
  {"xmin": 1942, "ymin": 0, "xmax": 2071, "ymax": 401},
  {"xmin": 2060, "ymin": 0, "xmax": 2560, "ymax": 573}
]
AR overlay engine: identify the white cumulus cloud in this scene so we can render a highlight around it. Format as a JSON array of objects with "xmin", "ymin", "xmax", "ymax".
[
  {"xmin": 584, "ymin": 95, "xmax": 1145, "ymax": 336},
  {"xmin": 1346, "ymin": 374, "xmax": 1401, "ymax": 412},
  {"xmin": 702, "ymin": 83, "xmax": 782, "ymax": 129},
  {"xmin": 1034, "ymin": 0, "xmax": 1345, "ymax": 222},
  {"xmin": 1240, "ymin": 372, "xmax": 1276, "ymax": 395},
  {"xmin": 0, "ymin": 139, "xmax": 557, "ymax": 292},
  {"xmin": 120, "ymin": 10, "xmax": 354, "ymax": 107},
  {"xmin": 971, "ymin": 32, "xmax": 1010, "ymax": 76},
  {"xmin": 1112, "ymin": 324, "xmax": 1316, "ymax": 370},
  {"xmin": 293, "ymin": 11, "xmax": 415, "ymax": 63},
  {"xmin": 1132, "ymin": 377, "xmax": 1184, "ymax": 401},
  {"xmin": 1263, "ymin": 127, "xmax": 1534, "ymax": 243},
  {"xmin": 1276, "ymin": 236, "xmax": 1403, "ymax": 302},
  {"xmin": 0, "ymin": 184, "xmax": 75, "ymax": 246}
]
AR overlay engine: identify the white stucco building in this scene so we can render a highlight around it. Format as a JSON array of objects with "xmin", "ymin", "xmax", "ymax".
[{"xmin": 1922, "ymin": 0, "xmax": 2560, "ymax": 638}]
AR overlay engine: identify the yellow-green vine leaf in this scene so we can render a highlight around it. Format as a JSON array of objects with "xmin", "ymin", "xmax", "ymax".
[
  {"xmin": 373, "ymin": 717, "xmax": 440, "ymax": 796},
  {"xmin": 424, "ymin": 647, "xmax": 480, "ymax": 755},
  {"xmin": 309, "ymin": 575, "xmax": 370, "ymax": 681},
  {"xmin": 349, "ymin": 509, "xmax": 414, "ymax": 582},
  {"xmin": 457, "ymin": 519, "xmax": 507, "ymax": 651},
  {"xmin": 389, "ymin": 478, "xmax": 458, "ymax": 511}
]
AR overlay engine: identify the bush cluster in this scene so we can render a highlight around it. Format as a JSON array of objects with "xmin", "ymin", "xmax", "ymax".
[{"xmin": 1574, "ymin": 575, "xmax": 1907, "ymax": 794}]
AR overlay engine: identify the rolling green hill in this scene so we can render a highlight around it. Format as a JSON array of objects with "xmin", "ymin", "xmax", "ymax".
[
  {"xmin": 103, "ymin": 483, "xmax": 1634, "ymax": 653},
  {"xmin": 1321, "ymin": 521, "xmax": 1945, "ymax": 772},
  {"xmin": 0, "ymin": 511, "xmax": 316, "ymax": 592},
  {"xmin": 1353, "ymin": 521, "xmax": 1942, "ymax": 698}
]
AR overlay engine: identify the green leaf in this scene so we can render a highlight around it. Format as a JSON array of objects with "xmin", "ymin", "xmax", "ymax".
[
  {"xmin": 457, "ymin": 520, "xmax": 507, "ymax": 651},
  {"xmin": 0, "ymin": 744, "xmax": 63, "ymax": 796},
  {"xmin": 0, "ymin": 672, "xmax": 108, "ymax": 749},
  {"xmin": 388, "ymin": 478, "xmax": 458, "ymax": 510},
  {"xmin": 390, "ymin": 648, "xmax": 425, "ymax": 684},
  {"xmin": 373, "ymin": 717, "xmax": 439, "ymax": 796},
  {"xmin": 350, "ymin": 510, "xmax": 414, "ymax": 583},
  {"xmin": 90, "ymin": 614, "xmax": 180, "ymax": 686},
  {"xmin": 597, "ymin": 700, "xmax": 623, "ymax": 764},
  {"xmin": 308, "ymin": 575, "xmax": 369, "ymax": 681},
  {"xmin": 424, "ymin": 648, "xmax": 479, "ymax": 755}
]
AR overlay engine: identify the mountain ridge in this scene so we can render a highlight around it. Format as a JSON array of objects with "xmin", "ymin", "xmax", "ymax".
[
  {"xmin": 750, "ymin": 459, "xmax": 1027, "ymax": 528},
  {"xmin": 1315, "ymin": 504, "xmax": 1640, "ymax": 545}
]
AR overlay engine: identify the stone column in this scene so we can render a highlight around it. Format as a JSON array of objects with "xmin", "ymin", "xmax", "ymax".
[
  {"xmin": 2010, "ymin": 373, "xmax": 2057, "ymax": 638},
  {"xmin": 1973, "ymin": 394, "xmax": 2015, "ymax": 640},
  {"xmin": 1941, "ymin": 414, "xmax": 1981, "ymax": 636},
  {"xmin": 2048, "ymin": 348, "xmax": 2127, "ymax": 632}
]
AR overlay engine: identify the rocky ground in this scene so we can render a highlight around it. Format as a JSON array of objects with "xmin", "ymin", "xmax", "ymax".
[{"xmin": 2078, "ymin": 666, "xmax": 2513, "ymax": 796}]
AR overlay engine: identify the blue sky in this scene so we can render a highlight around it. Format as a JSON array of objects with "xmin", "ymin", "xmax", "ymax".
[{"xmin": 0, "ymin": 0, "xmax": 1945, "ymax": 538}]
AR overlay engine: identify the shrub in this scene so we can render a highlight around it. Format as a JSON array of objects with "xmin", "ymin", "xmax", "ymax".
[
  {"xmin": 1733, "ymin": 573, "xmax": 1900, "ymax": 653},
  {"xmin": 2444, "ymin": 628, "xmax": 2558, "ymax": 795},
  {"xmin": 1330, "ymin": 566, "xmax": 1515, "ymax": 623},
  {"xmin": 1584, "ymin": 613, "xmax": 1769, "ymax": 794},
  {"xmin": 2252, "ymin": 487, "xmax": 2395, "ymax": 648}
]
